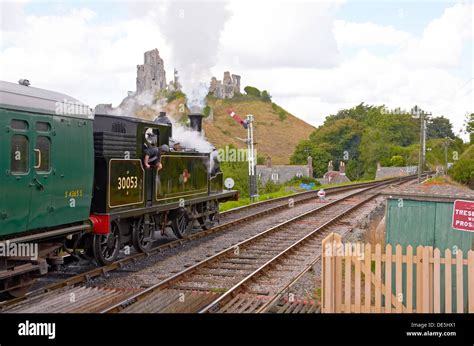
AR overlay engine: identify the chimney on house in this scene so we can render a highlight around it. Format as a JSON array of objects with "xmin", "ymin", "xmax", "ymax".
[
  {"xmin": 328, "ymin": 160, "xmax": 334, "ymax": 172},
  {"xmin": 266, "ymin": 155, "xmax": 272, "ymax": 168},
  {"xmin": 377, "ymin": 162, "xmax": 381, "ymax": 170},
  {"xmin": 340, "ymin": 161, "xmax": 346, "ymax": 175},
  {"xmin": 307, "ymin": 156, "xmax": 313, "ymax": 178}
]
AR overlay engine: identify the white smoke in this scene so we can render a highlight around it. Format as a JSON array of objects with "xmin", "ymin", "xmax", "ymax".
[
  {"xmin": 160, "ymin": 1, "xmax": 230, "ymax": 111},
  {"xmin": 171, "ymin": 121, "xmax": 213, "ymax": 153},
  {"xmin": 99, "ymin": 89, "xmax": 165, "ymax": 117}
]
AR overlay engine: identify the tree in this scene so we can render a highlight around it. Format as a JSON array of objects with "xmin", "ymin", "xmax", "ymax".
[
  {"xmin": 427, "ymin": 116, "xmax": 455, "ymax": 139},
  {"xmin": 390, "ymin": 155, "xmax": 405, "ymax": 167},
  {"xmin": 290, "ymin": 140, "xmax": 331, "ymax": 178},
  {"xmin": 309, "ymin": 117, "xmax": 362, "ymax": 161},
  {"xmin": 465, "ymin": 113, "xmax": 474, "ymax": 144},
  {"xmin": 261, "ymin": 90, "xmax": 272, "ymax": 102},
  {"xmin": 449, "ymin": 145, "xmax": 474, "ymax": 188},
  {"xmin": 243, "ymin": 86, "xmax": 261, "ymax": 97},
  {"xmin": 346, "ymin": 160, "xmax": 364, "ymax": 181},
  {"xmin": 291, "ymin": 103, "xmax": 426, "ymax": 180}
]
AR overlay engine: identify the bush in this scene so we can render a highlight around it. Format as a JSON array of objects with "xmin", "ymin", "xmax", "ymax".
[
  {"xmin": 390, "ymin": 155, "xmax": 406, "ymax": 167},
  {"xmin": 278, "ymin": 110, "xmax": 287, "ymax": 121},
  {"xmin": 261, "ymin": 90, "xmax": 272, "ymax": 102},
  {"xmin": 244, "ymin": 86, "xmax": 261, "ymax": 97},
  {"xmin": 270, "ymin": 102, "xmax": 288, "ymax": 121},
  {"xmin": 346, "ymin": 160, "xmax": 364, "ymax": 181},
  {"xmin": 449, "ymin": 145, "xmax": 474, "ymax": 188},
  {"xmin": 203, "ymin": 105, "xmax": 211, "ymax": 117},
  {"xmin": 166, "ymin": 90, "xmax": 186, "ymax": 103},
  {"xmin": 285, "ymin": 176, "xmax": 321, "ymax": 186},
  {"xmin": 261, "ymin": 179, "xmax": 281, "ymax": 194}
]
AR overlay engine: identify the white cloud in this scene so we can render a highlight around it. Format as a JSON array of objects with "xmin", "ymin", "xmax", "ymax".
[
  {"xmin": 0, "ymin": 6, "xmax": 172, "ymax": 107},
  {"xmin": 333, "ymin": 20, "xmax": 412, "ymax": 47},
  {"xmin": 0, "ymin": 0, "xmax": 471, "ymax": 141},
  {"xmin": 396, "ymin": 2, "xmax": 473, "ymax": 68},
  {"xmin": 217, "ymin": 0, "xmax": 342, "ymax": 69}
]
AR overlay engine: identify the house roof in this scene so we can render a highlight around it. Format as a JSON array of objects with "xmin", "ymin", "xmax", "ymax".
[{"xmin": 382, "ymin": 181, "xmax": 474, "ymax": 202}]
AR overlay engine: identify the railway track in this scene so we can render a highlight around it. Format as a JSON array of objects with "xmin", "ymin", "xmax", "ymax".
[
  {"xmin": 1, "ymin": 176, "xmax": 417, "ymax": 313},
  {"xmin": 210, "ymin": 176, "xmax": 421, "ymax": 314},
  {"xmin": 93, "ymin": 176, "xmax": 415, "ymax": 313},
  {"xmin": 0, "ymin": 177, "xmax": 400, "ymax": 310}
]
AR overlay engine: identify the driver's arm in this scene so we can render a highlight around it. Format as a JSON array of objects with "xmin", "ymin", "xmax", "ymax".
[{"xmin": 144, "ymin": 155, "xmax": 151, "ymax": 169}]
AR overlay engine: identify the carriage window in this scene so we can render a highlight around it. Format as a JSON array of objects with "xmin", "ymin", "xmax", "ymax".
[
  {"xmin": 11, "ymin": 135, "xmax": 29, "ymax": 173},
  {"xmin": 36, "ymin": 122, "xmax": 51, "ymax": 132},
  {"xmin": 11, "ymin": 120, "xmax": 28, "ymax": 130},
  {"xmin": 35, "ymin": 136, "xmax": 51, "ymax": 172}
]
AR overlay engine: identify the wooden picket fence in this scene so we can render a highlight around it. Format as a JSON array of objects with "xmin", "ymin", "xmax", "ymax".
[{"xmin": 321, "ymin": 233, "xmax": 474, "ymax": 313}]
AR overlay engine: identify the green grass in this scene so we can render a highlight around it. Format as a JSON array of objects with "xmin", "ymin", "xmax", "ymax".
[
  {"xmin": 424, "ymin": 176, "xmax": 449, "ymax": 184},
  {"xmin": 312, "ymin": 287, "xmax": 321, "ymax": 301}
]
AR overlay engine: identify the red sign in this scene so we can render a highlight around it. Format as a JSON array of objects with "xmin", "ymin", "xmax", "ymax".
[{"xmin": 452, "ymin": 200, "xmax": 474, "ymax": 232}]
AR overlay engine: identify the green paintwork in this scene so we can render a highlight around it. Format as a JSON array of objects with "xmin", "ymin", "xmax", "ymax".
[
  {"xmin": 108, "ymin": 159, "xmax": 144, "ymax": 208},
  {"xmin": 156, "ymin": 153, "xmax": 209, "ymax": 204},
  {"xmin": 210, "ymin": 172, "xmax": 224, "ymax": 193},
  {"xmin": 386, "ymin": 198, "xmax": 474, "ymax": 312},
  {"xmin": 0, "ymin": 108, "xmax": 94, "ymax": 236}
]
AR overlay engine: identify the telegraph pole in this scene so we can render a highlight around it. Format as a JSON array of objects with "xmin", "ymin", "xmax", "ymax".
[
  {"xmin": 413, "ymin": 106, "xmax": 424, "ymax": 183},
  {"xmin": 412, "ymin": 105, "xmax": 431, "ymax": 182},
  {"xmin": 443, "ymin": 136, "xmax": 454, "ymax": 173}
]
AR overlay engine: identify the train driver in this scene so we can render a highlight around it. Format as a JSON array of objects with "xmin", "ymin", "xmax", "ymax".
[{"xmin": 143, "ymin": 132, "xmax": 162, "ymax": 170}]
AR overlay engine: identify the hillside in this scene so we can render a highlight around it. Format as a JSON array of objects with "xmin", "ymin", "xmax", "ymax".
[
  {"xmin": 203, "ymin": 97, "xmax": 315, "ymax": 164},
  {"xmin": 130, "ymin": 90, "xmax": 314, "ymax": 164}
]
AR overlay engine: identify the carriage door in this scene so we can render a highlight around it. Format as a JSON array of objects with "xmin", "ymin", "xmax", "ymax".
[
  {"xmin": 27, "ymin": 118, "xmax": 54, "ymax": 230},
  {"xmin": 3, "ymin": 116, "xmax": 33, "ymax": 233}
]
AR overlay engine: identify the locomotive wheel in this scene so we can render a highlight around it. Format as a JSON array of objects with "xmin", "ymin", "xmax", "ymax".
[
  {"xmin": 197, "ymin": 200, "xmax": 219, "ymax": 230},
  {"xmin": 171, "ymin": 208, "xmax": 193, "ymax": 239},
  {"xmin": 93, "ymin": 222, "xmax": 121, "ymax": 266},
  {"xmin": 132, "ymin": 216, "xmax": 154, "ymax": 253}
]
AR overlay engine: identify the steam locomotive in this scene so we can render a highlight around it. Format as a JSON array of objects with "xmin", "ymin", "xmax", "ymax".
[{"xmin": 0, "ymin": 80, "xmax": 238, "ymax": 297}]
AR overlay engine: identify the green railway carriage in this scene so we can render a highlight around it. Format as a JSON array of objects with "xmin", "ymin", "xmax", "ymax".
[
  {"xmin": 0, "ymin": 81, "xmax": 237, "ymax": 297},
  {"xmin": 0, "ymin": 81, "xmax": 94, "ymax": 237}
]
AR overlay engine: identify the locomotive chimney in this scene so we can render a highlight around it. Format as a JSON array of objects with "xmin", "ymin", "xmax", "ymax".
[{"xmin": 188, "ymin": 113, "xmax": 204, "ymax": 133}]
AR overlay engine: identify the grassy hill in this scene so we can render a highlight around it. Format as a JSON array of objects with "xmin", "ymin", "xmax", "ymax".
[
  {"xmin": 133, "ymin": 90, "xmax": 315, "ymax": 164},
  {"xmin": 203, "ymin": 96, "xmax": 315, "ymax": 164}
]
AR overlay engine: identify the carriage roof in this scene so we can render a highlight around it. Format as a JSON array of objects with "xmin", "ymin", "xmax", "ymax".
[{"xmin": 0, "ymin": 80, "xmax": 92, "ymax": 119}]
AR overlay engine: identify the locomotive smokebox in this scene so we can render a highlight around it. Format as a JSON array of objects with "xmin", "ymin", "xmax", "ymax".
[{"xmin": 188, "ymin": 113, "xmax": 204, "ymax": 133}]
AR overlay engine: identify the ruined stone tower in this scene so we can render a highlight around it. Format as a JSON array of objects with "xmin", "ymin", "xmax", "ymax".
[
  {"xmin": 209, "ymin": 71, "xmax": 241, "ymax": 99},
  {"xmin": 136, "ymin": 49, "xmax": 167, "ymax": 93}
]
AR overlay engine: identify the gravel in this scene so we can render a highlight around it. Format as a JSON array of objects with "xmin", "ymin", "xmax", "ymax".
[{"xmin": 89, "ymin": 188, "xmax": 366, "ymax": 289}]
